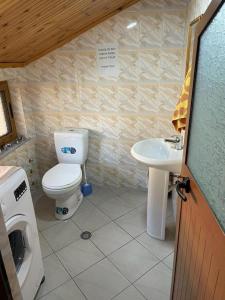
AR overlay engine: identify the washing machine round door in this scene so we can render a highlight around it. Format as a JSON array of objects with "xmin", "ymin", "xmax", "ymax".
[{"xmin": 6, "ymin": 214, "xmax": 34, "ymax": 288}]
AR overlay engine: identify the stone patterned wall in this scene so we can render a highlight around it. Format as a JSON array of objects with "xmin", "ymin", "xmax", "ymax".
[
  {"xmin": 0, "ymin": 0, "xmax": 188, "ymax": 190},
  {"xmin": 23, "ymin": 0, "xmax": 188, "ymax": 189},
  {"xmin": 0, "ymin": 139, "xmax": 40, "ymax": 198},
  {"xmin": 0, "ymin": 70, "xmax": 41, "ymax": 199}
]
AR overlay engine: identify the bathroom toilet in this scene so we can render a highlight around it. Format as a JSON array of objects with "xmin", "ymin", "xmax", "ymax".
[{"xmin": 42, "ymin": 128, "xmax": 88, "ymax": 220}]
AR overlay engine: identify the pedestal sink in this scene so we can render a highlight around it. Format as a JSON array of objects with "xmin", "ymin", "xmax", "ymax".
[{"xmin": 131, "ymin": 138, "xmax": 183, "ymax": 240}]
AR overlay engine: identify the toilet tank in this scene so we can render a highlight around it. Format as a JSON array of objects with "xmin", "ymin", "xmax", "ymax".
[{"xmin": 54, "ymin": 128, "xmax": 88, "ymax": 164}]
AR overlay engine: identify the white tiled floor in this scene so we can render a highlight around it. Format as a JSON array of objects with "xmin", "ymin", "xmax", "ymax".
[
  {"xmin": 134, "ymin": 263, "xmax": 173, "ymax": 300},
  {"xmin": 35, "ymin": 186, "xmax": 175, "ymax": 300},
  {"xmin": 91, "ymin": 222, "xmax": 132, "ymax": 255},
  {"xmin": 114, "ymin": 204, "xmax": 146, "ymax": 238},
  {"xmin": 42, "ymin": 220, "xmax": 81, "ymax": 251}
]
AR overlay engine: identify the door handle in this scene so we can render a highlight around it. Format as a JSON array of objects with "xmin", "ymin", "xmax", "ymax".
[{"xmin": 176, "ymin": 177, "xmax": 190, "ymax": 201}]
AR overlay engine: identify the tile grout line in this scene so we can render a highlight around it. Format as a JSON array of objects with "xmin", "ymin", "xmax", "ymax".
[
  {"xmin": 57, "ymin": 241, "xmax": 106, "ymax": 278},
  {"xmin": 85, "ymin": 236, "xmax": 169, "ymax": 296},
  {"xmin": 37, "ymin": 186, "xmax": 147, "ymax": 232},
  {"xmin": 134, "ymin": 236, "xmax": 175, "ymax": 263},
  {"xmin": 70, "ymin": 213, "xmax": 112, "ymax": 233},
  {"xmin": 38, "ymin": 219, "xmax": 63, "ymax": 233},
  {"xmin": 133, "ymin": 260, "xmax": 173, "ymax": 300},
  {"xmin": 72, "ymin": 197, "xmax": 147, "ymax": 244},
  {"xmin": 90, "ymin": 198, "xmax": 146, "ymax": 222},
  {"xmin": 40, "ymin": 210, "xmax": 173, "ymax": 268},
  {"xmin": 110, "ymin": 283, "xmax": 133, "ymax": 300},
  {"xmin": 71, "ymin": 278, "xmax": 88, "ymax": 300},
  {"xmin": 113, "ymin": 202, "xmax": 147, "ymax": 222},
  {"xmin": 42, "ymin": 232, "xmax": 82, "ymax": 253},
  {"xmin": 69, "ymin": 238, "xmax": 137, "ymax": 284},
  {"xmin": 38, "ymin": 251, "xmax": 88, "ymax": 300},
  {"xmin": 130, "ymin": 255, "xmax": 174, "ymax": 297},
  {"xmin": 131, "ymin": 284, "xmax": 149, "ymax": 300},
  {"xmin": 35, "ymin": 279, "xmax": 71, "ymax": 300},
  {"xmin": 111, "ymin": 218, "xmax": 145, "ymax": 239},
  {"xmin": 106, "ymin": 245, "xmax": 163, "ymax": 288},
  {"xmin": 37, "ymin": 277, "xmax": 87, "ymax": 300},
  {"xmin": 39, "ymin": 215, "xmax": 174, "ymax": 263},
  {"xmin": 132, "ymin": 259, "xmax": 163, "ymax": 285},
  {"xmin": 38, "ymin": 192, "xmax": 145, "ymax": 238},
  {"xmin": 42, "ymin": 234, "xmax": 172, "ymax": 297},
  {"xmin": 40, "ymin": 203, "xmax": 147, "ymax": 255},
  {"xmin": 88, "ymin": 189, "xmax": 147, "ymax": 216},
  {"xmin": 38, "ymin": 231, "xmax": 54, "ymax": 258},
  {"xmin": 97, "ymin": 225, "xmax": 174, "ymax": 294},
  {"xmin": 42, "ymin": 234, "xmax": 107, "ymax": 280},
  {"xmin": 111, "ymin": 283, "xmax": 149, "ymax": 300},
  {"xmin": 40, "ymin": 228, "xmax": 174, "ymax": 299},
  {"xmin": 37, "ymin": 223, "xmax": 88, "ymax": 298},
  {"xmin": 160, "ymin": 251, "xmax": 175, "ymax": 270},
  {"xmin": 90, "ymin": 226, "xmax": 134, "ymax": 257}
]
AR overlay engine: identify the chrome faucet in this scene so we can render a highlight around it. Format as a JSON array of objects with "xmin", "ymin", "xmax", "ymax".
[{"xmin": 164, "ymin": 135, "xmax": 183, "ymax": 150}]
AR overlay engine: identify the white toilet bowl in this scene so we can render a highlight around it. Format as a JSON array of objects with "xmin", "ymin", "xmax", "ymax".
[
  {"xmin": 42, "ymin": 128, "xmax": 88, "ymax": 220},
  {"xmin": 42, "ymin": 163, "xmax": 83, "ymax": 220}
]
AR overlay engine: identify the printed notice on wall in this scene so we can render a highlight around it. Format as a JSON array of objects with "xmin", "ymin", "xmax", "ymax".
[{"xmin": 96, "ymin": 43, "xmax": 119, "ymax": 77}]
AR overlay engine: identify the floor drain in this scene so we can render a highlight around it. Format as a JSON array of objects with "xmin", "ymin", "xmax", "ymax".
[{"xmin": 81, "ymin": 231, "xmax": 92, "ymax": 240}]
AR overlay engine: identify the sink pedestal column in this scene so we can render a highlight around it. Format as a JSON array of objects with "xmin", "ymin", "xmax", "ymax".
[{"xmin": 147, "ymin": 167, "xmax": 169, "ymax": 240}]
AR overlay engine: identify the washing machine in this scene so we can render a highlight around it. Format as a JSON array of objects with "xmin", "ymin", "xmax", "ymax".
[{"xmin": 0, "ymin": 166, "xmax": 44, "ymax": 300}]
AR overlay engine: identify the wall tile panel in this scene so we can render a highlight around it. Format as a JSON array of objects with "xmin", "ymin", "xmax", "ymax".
[
  {"xmin": 0, "ymin": 0, "xmax": 188, "ymax": 189},
  {"xmin": 140, "ymin": 13, "xmax": 163, "ymax": 48}
]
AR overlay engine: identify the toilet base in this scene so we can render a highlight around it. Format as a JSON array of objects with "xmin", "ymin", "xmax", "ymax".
[{"xmin": 55, "ymin": 190, "xmax": 83, "ymax": 220}]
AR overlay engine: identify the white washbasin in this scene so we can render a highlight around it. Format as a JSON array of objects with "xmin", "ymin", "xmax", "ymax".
[{"xmin": 131, "ymin": 138, "xmax": 183, "ymax": 173}]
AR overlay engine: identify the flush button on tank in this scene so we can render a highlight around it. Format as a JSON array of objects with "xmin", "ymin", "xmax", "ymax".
[{"xmin": 61, "ymin": 147, "xmax": 76, "ymax": 154}]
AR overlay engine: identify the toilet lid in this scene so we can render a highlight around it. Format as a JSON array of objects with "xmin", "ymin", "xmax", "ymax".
[{"xmin": 42, "ymin": 164, "xmax": 82, "ymax": 190}]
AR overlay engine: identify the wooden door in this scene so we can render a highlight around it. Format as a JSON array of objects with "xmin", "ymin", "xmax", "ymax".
[{"xmin": 171, "ymin": 1, "xmax": 225, "ymax": 299}]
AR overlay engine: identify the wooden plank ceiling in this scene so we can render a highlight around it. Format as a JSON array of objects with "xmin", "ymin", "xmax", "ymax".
[{"xmin": 0, "ymin": 0, "xmax": 138, "ymax": 67}]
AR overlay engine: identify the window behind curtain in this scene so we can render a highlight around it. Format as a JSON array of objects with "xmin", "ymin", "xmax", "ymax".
[
  {"xmin": 0, "ymin": 81, "xmax": 17, "ymax": 147},
  {"xmin": 0, "ymin": 91, "xmax": 12, "ymax": 137}
]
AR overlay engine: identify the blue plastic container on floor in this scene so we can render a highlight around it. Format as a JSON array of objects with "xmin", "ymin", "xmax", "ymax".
[{"xmin": 81, "ymin": 182, "xmax": 93, "ymax": 196}]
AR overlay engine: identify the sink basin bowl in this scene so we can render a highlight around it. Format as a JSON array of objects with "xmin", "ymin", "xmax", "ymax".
[{"xmin": 131, "ymin": 138, "xmax": 183, "ymax": 173}]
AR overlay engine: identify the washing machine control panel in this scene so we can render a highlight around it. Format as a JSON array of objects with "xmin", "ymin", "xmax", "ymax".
[{"xmin": 14, "ymin": 180, "xmax": 27, "ymax": 201}]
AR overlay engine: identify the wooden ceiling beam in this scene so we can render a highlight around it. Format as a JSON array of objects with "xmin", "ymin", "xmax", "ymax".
[{"xmin": 0, "ymin": 62, "xmax": 25, "ymax": 68}]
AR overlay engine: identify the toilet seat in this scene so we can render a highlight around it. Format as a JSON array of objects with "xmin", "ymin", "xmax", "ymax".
[{"xmin": 42, "ymin": 163, "xmax": 82, "ymax": 190}]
